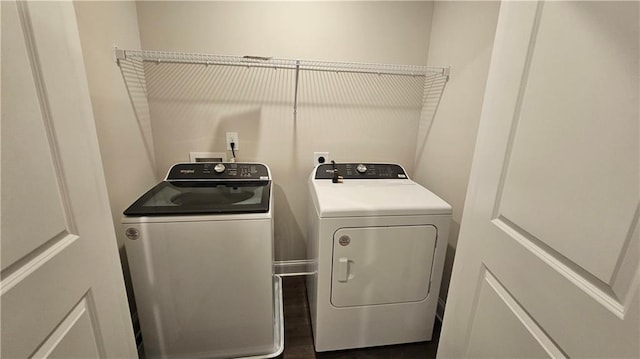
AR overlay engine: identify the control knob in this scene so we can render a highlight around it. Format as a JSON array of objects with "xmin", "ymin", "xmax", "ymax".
[
  {"xmin": 356, "ymin": 164, "xmax": 367, "ymax": 173},
  {"xmin": 214, "ymin": 163, "xmax": 226, "ymax": 174}
]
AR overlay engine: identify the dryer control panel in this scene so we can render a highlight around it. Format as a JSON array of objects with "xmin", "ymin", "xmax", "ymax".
[
  {"xmin": 315, "ymin": 163, "xmax": 407, "ymax": 180},
  {"xmin": 166, "ymin": 163, "xmax": 270, "ymax": 180}
]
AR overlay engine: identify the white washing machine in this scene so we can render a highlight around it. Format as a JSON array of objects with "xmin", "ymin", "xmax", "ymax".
[
  {"xmin": 122, "ymin": 162, "xmax": 282, "ymax": 359},
  {"xmin": 306, "ymin": 163, "xmax": 451, "ymax": 352}
]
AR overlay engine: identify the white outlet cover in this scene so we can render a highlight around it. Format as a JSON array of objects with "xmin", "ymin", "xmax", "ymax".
[
  {"xmin": 313, "ymin": 152, "xmax": 329, "ymax": 166},
  {"xmin": 226, "ymin": 132, "xmax": 239, "ymax": 150}
]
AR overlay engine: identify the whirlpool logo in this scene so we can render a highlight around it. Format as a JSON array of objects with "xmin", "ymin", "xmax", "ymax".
[{"xmin": 180, "ymin": 169, "xmax": 195, "ymax": 174}]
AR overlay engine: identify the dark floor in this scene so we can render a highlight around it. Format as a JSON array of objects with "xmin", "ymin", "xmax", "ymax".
[{"xmin": 278, "ymin": 276, "xmax": 441, "ymax": 359}]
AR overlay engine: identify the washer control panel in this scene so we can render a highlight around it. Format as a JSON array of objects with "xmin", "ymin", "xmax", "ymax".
[
  {"xmin": 167, "ymin": 163, "xmax": 270, "ymax": 180},
  {"xmin": 315, "ymin": 163, "xmax": 407, "ymax": 180}
]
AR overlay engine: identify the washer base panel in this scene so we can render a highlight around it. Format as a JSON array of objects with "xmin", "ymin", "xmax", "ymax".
[{"xmin": 124, "ymin": 216, "xmax": 275, "ymax": 359}]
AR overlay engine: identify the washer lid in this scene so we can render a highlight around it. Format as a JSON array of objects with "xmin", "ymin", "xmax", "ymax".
[
  {"xmin": 310, "ymin": 179, "xmax": 452, "ymax": 218},
  {"xmin": 124, "ymin": 180, "xmax": 271, "ymax": 216}
]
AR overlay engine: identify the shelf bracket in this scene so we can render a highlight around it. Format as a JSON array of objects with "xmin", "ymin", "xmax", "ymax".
[
  {"xmin": 443, "ymin": 66, "xmax": 451, "ymax": 81},
  {"xmin": 114, "ymin": 46, "xmax": 126, "ymax": 66}
]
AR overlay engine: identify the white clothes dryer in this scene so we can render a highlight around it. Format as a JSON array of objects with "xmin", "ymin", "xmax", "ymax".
[
  {"xmin": 306, "ymin": 163, "xmax": 451, "ymax": 352},
  {"xmin": 122, "ymin": 162, "xmax": 282, "ymax": 359}
]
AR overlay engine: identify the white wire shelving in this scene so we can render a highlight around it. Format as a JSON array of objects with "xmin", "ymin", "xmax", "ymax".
[
  {"xmin": 115, "ymin": 48, "xmax": 449, "ymax": 78},
  {"xmin": 115, "ymin": 47, "xmax": 450, "ymax": 120}
]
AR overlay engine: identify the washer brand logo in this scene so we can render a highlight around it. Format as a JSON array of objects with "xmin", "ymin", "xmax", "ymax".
[
  {"xmin": 338, "ymin": 235, "xmax": 351, "ymax": 246},
  {"xmin": 125, "ymin": 228, "xmax": 140, "ymax": 240},
  {"xmin": 398, "ymin": 174, "xmax": 406, "ymax": 178},
  {"xmin": 180, "ymin": 169, "xmax": 195, "ymax": 174}
]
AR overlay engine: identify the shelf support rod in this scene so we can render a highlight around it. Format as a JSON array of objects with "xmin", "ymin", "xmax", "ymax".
[{"xmin": 293, "ymin": 60, "xmax": 300, "ymax": 122}]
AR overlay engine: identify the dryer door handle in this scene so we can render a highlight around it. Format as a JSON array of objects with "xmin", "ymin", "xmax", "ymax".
[{"xmin": 337, "ymin": 257, "xmax": 350, "ymax": 282}]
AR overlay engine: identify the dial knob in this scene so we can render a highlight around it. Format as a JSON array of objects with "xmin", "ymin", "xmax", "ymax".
[
  {"xmin": 356, "ymin": 164, "xmax": 367, "ymax": 173},
  {"xmin": 214, "ymin": 163, "xmax": 226, "ymax": 174}
]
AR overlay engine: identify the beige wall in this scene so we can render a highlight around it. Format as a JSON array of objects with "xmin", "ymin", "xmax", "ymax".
[
  {"xmin": 413, "ymin": 1, "xmax": 500, "ymax": 303},
  {"xmin": 74, "ymin": 1, "xmax": 156, "ymax": 245},
  {"xmin": 134, "ymin": 1, "xmax": 435, "ymax": 260},
  {"xmin": 74, "ymin": 1, "xmax": 157, "ymax": 312},
  {"xmin": 136, "ymin": 1, "xmax": 432, "ymax": 65}
]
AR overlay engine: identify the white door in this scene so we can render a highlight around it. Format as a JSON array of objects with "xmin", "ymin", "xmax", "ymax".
[
  {"xmin": 438, "ymin": 1, "xmax": 638, "ymax": 358},
  {"xmin": 1, "ymin": 1, "xmax": 137, "ymax": 358}
]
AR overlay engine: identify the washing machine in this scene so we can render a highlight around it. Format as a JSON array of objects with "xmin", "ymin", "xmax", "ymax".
[
  {"xmin": 306, "ymin": 162, "xmax": 451, "ymax": 352},
  {"xmin": 122, "ymin": 162, "xmax": 283, "ymax": 359}
]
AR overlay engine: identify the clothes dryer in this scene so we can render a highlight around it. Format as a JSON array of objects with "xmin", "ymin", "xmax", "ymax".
[
  {"xmin": 123, "ymin": 162, "xmax": 282, "ymax": 359},
  {"xmin": 307, "ymin": 163, "xmax": 451, "ymax": 351}
]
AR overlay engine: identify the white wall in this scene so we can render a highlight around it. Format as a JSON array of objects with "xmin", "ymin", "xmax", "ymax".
[
  {"xmin": 74, "ymin": 1, "xmax": 157, "ymax": 244},
  {"xmin": 413, "ymin": 1, "xmax": 500, "ymax": 304},
  {"xmin": 134, "ymin": 1, "xmax": 435, "ymax": 260},
  {"xmin": 136, "ymin": 1, "xmax": 432, "ymax": 65},
  {"xmin": 74, "ymin": 1, "xmax": 157, "ymax": 311}
]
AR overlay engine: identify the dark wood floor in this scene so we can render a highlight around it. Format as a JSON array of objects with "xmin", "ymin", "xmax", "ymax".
[{"xmin": 278, "ymin": 276, "xmax": 441, "ymax": 359}]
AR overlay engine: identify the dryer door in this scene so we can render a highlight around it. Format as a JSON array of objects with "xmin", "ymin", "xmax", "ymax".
[{"xmin": 331, "ymin": 225, "xmax": 437, "ymax": 307}]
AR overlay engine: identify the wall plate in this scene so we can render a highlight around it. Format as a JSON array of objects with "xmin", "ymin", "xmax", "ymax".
[
  {"xmin": 226, "ymin": 132, "xmax": 239, "ymax": 150},
  {"xmin": 314, "ymin": 152, "xmax": 329, "ymax": 167}
]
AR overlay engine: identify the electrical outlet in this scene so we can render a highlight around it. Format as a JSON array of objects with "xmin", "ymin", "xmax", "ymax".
[
  {"xmin": 313, "ymin": 152, "xmax": 329, "ymax": 167},
  {"xmin": 226, "ymin": 132, "xmax": 239, "ymax": 150}
]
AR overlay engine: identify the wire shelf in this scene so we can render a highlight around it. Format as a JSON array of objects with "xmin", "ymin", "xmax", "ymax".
[
  {"xmin": 116, "ymin": 48, "xmax": 449, "ymax": 78},
  {"xmin": 115, "ymin": 47, "xmax": 450, "ymax": 123}
]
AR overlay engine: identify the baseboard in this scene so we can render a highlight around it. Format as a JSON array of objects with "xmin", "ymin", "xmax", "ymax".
[{"xmin": 436, "ymin": 297, "xmax": 446, "ymax": 322}]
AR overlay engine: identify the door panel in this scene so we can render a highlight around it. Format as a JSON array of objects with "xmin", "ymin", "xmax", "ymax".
[
  {"xmin": 33, "ymin": 297, "xmax": 101, "ymax": 359},
  {"xmin": 331, "ymin": 225, "xmax": 436, "ymax": 307},
  {"xmin": 1, "ymin": 0, "xmax": 68, "ymax": 271},
  {"xmin": 438, "ymin": 1, "xmax": 639, "ymax": 358},
  {"xmin": 1, "ymin": 1, "xmax": 136, "ymax": 358},
  {"xmin": 1, "ymin": 235, "xmax": 83, "ymax": 358},
  {"xmin": 466, "ymin": 268, "xmax": 556, "ymax": 359},
  {"xmin": 497, "ymin": 0, "xmax": 638, "ymax": 283}
]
